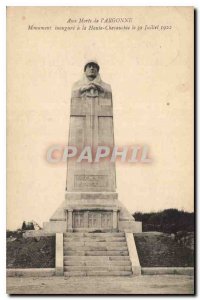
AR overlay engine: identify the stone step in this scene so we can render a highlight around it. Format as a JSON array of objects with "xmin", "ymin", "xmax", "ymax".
[
  {"xmin": 64, "ymin": 237, "xmax": 126, "ymax": 242},
  {"xmin": 64, "ymin": 271, "xmax": 132, "ymax": 276},
  {"xmin": 64, "ymin": 260, "xmax": 131, "ymax": 266},
  {"xmin": 64, "ymin": 255, "xmax": 130, "ymax": 261},
  {"xmin": 64, "ymin": 265, "xmax": 132, "ymax": 271},
  {"xmin": 64, "ymin": 250, "xmax": 129, "ymax": 256},
  {"xmin": 63, "ymin": 241, "xmax": 127, "ymax": 247},
  {"xmin": 64, "ymin": 245, "xmax": 128, "ymax": 251},
  {"xmin": 64, "ymin": 232, "xmax": 125, "ymax": 238}
]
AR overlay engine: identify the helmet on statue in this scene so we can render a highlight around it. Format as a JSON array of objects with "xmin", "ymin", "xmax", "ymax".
[{"xmin": 84, "ymin": 60, "xmax": 100, "ymax": 72}]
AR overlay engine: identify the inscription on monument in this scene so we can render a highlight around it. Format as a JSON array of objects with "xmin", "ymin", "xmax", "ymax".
[{"xmin": 74, "ymin": 175, "xmax": 108, "ymax": 188}]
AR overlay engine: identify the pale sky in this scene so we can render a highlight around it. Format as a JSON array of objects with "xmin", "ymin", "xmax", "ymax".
[{"xmin": 7, "ymin": 7, "xmax": 194, "ymax": 229}]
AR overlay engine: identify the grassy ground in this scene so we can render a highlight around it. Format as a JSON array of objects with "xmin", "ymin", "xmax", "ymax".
[
  {"xmin": 7, "ymin": 232, "xmax": 55, "ymax": 268},
  {"xmin": 134, "ymin": 232, "xmax": 194, "ymax": 267}
]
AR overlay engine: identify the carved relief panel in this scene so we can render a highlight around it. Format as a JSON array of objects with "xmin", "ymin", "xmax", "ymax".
[{"xmin": 73, "ymin": 211, "xmax": 113, "ymax": 229}]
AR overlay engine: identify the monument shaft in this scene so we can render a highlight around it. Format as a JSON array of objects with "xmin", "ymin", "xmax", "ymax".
[{"xmin": 67, "ymin": 87, "xmax": 116, "ymax": 192}]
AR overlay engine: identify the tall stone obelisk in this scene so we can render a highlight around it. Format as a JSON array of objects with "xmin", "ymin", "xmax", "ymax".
[
  {"xmin": 66, "ymin": 61, "xmax": 116, "ymax": 193},
  {"xmin": 43, "ymin": 60, "xmax": 141, "ymax": 233}
]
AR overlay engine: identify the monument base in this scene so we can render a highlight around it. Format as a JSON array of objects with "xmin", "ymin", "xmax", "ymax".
[
  {"xmin": 43, "ymin": 192, "xmax": 142, "ymax": 233},
  {"xmin": 42, "ymin": 192, "xmax": 142, "ymax": 277}
]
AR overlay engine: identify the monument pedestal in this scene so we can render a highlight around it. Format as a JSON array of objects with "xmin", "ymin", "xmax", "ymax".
[{"xmin": 43, "ymin": 192, "xmax": 142, "ymax": 233}]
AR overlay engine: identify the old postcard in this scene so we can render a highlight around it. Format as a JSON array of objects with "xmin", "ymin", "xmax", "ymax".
[{"xmin": 6, "ymin": 6, "xmax": 194, "ymax": 294}]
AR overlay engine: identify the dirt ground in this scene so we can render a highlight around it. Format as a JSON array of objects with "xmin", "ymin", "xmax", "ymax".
[{"xmin": 7, "ymin": 275, "xmax": 194, "ymax": 294}]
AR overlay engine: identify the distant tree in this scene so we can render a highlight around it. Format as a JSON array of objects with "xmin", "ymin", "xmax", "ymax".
[
  {"xmin": 21, "ymin": 221, "xmax": 34, "ymax": 230},
  {"xmin": 22, "ymin": 221, "xmax": 26, "ymax": 230},
  {"xmin": 133, "ymin": 209, "xmax": 194, "ymax": 233}
]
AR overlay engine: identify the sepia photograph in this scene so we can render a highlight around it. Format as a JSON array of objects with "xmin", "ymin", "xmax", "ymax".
[{"xmin": 6, "ymin": 6, "xmax": 194, "ymax": 294}]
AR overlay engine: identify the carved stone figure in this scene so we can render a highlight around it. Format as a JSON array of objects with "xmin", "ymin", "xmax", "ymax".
[{"xmin": 72, "ymin": 60, "xmax": 112, "ymax": 98}]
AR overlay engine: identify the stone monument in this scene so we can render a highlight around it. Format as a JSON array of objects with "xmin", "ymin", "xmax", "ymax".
[{"xmin": 43, "ymin": 60, "xmax": 142, "ymax": 233}]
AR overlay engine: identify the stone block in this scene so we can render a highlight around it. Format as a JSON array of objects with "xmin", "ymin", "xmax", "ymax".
[
  {"xmin": 118, "ymin": 221, "xmax": 142, "ymax": 233},
  {"xmin": 23, "ymin": 230, "xmax": 55, "ymax": 238},
  {"xmin": 56, "ymin": 233, "xmax": 64, "ymax": 276},
  {"xmin": 43, "ymin": 221, "xmax": 66, "ymax": 233},
  {"xmin": 6, "ymin": 268, "xmax": 55, "ymax": 277},
  {"xmin": 125, "ymin": 233, "xmax": 141, "ymax": 276},
  {"xmin": 64, "ymin": 270, "xmax": 132, "ymax": 276},
  {"xmin": 142, "ymin": 267, "xmax": 194, "ymax": 276}
]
